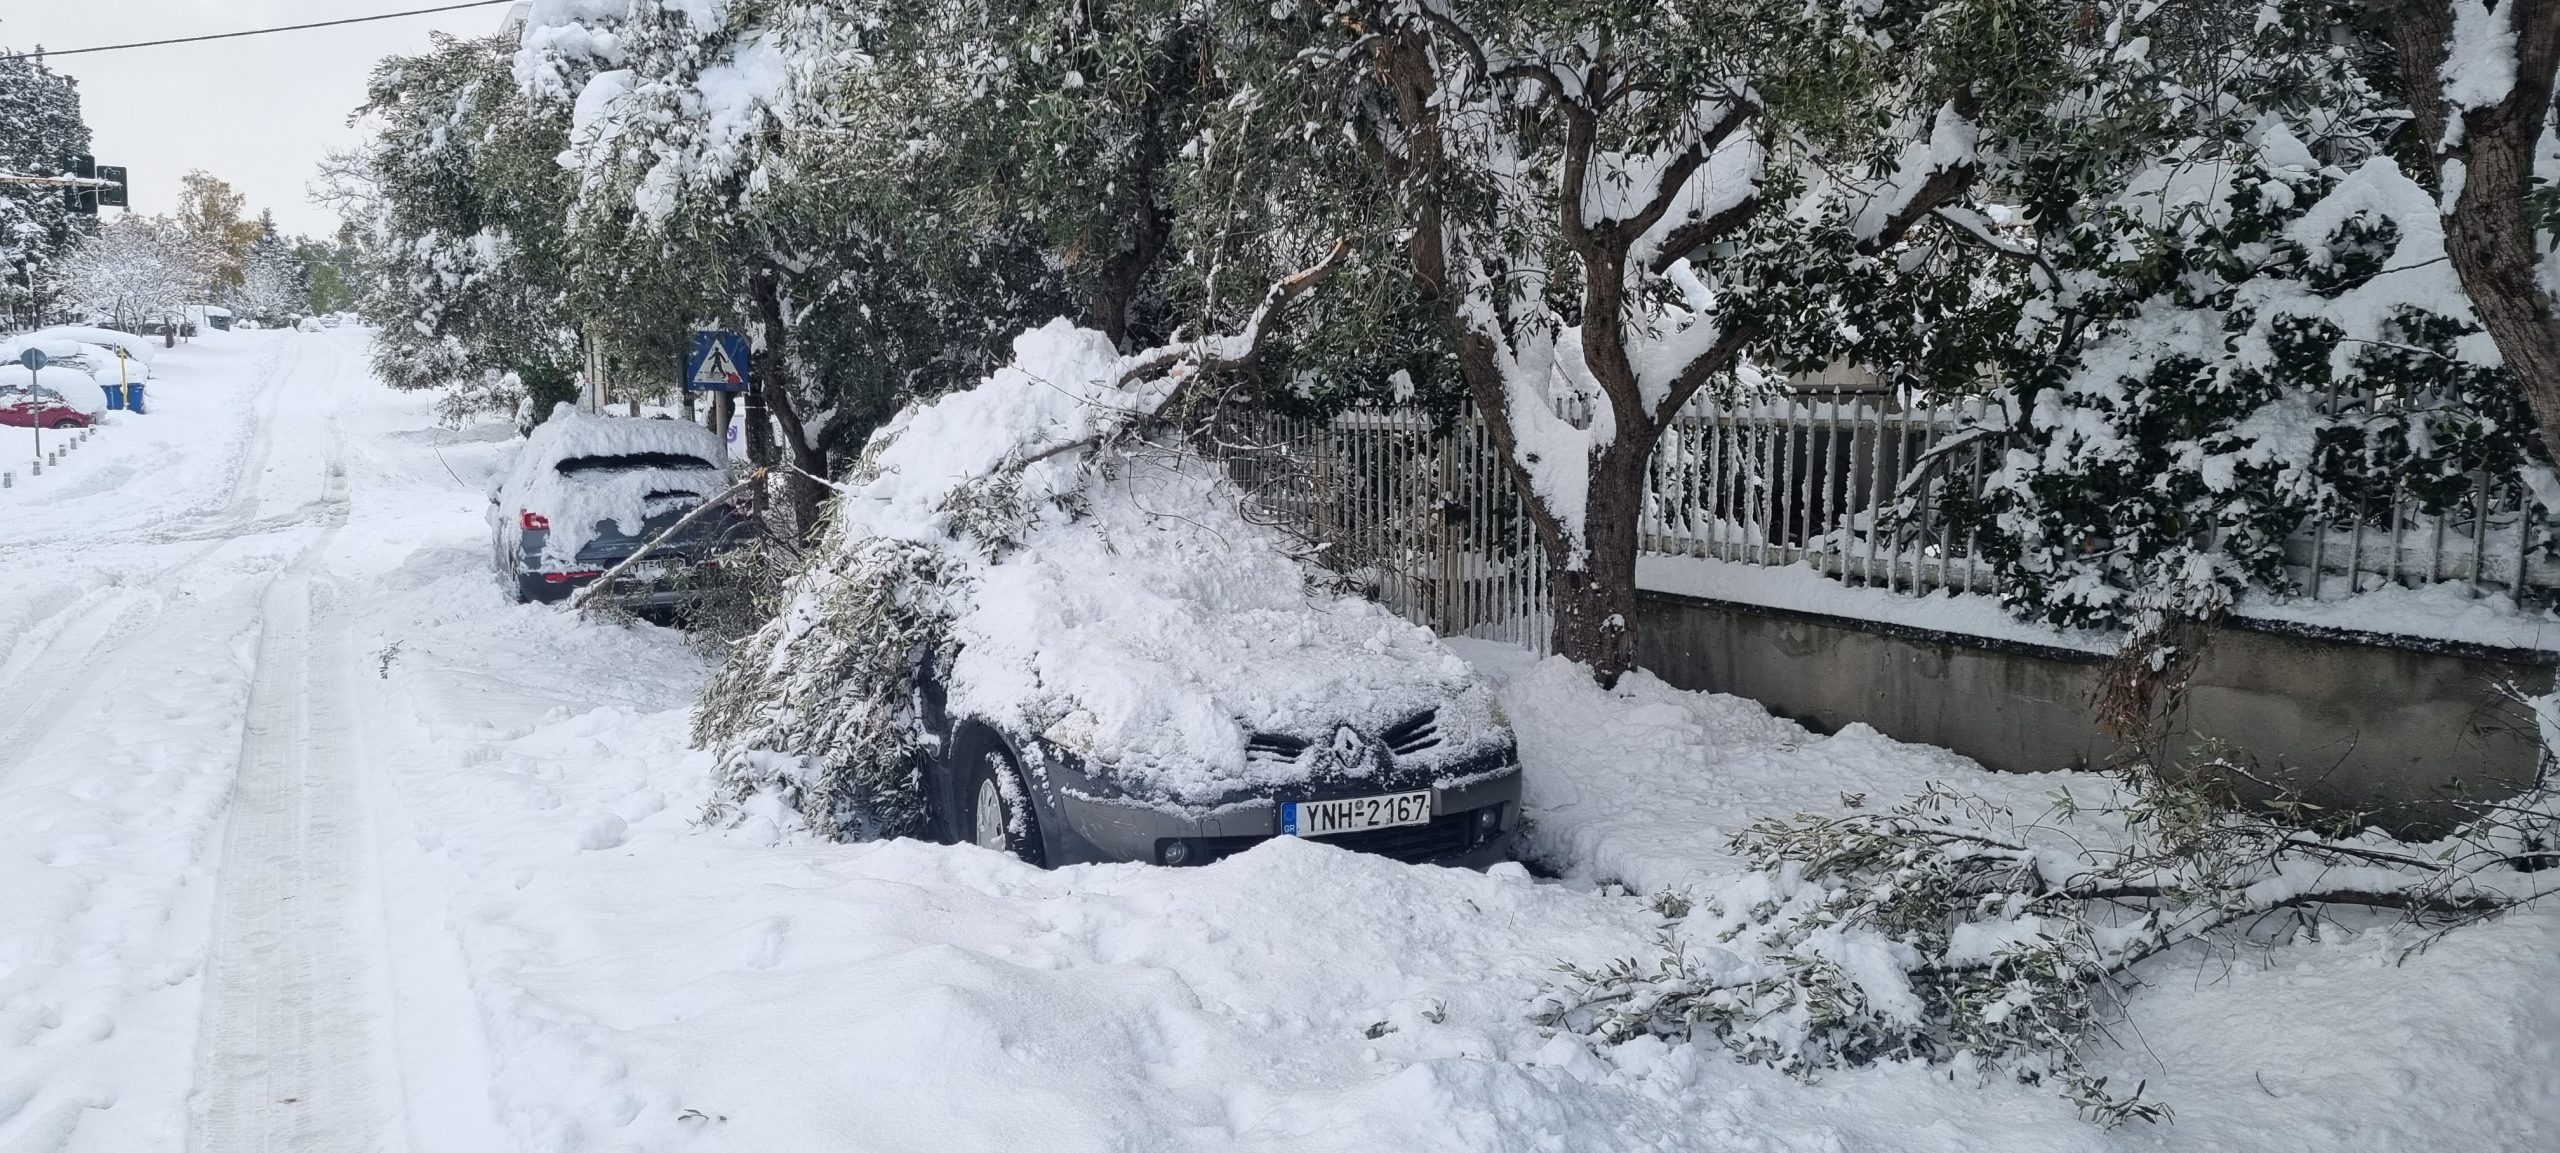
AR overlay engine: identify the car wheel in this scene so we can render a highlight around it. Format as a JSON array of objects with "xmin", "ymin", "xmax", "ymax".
[
  {"xmin": 49, "ymin": 419, "xmax": 80, "ymax": 429},
  {"xmin": 954, "ymin": 745, "xmax": 1046, "ymax": 866}
]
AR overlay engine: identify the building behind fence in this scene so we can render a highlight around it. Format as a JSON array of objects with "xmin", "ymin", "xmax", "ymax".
[{"xmin": 1216, "ymin": 389, "xmax": 2560, "ymax": 654}]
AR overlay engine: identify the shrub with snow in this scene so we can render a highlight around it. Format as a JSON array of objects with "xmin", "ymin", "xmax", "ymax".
[{"xmin": 696, "ymin": 320, "xmax": 1505, "ymax": 839}]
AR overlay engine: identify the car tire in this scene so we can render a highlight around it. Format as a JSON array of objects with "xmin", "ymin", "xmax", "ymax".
[
  {"xmin": 951, "ymin": 744, "xmax": 1046, "ymax": 866},
  {"xmin": 49, "ymin": 419, "xmax": 79, "ymax": 429}
]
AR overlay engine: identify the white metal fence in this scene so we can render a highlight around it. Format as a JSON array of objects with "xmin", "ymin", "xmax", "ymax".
[{"xmin": 1214, "ymin": 391, "xmax": 2560, "ymax": 651}]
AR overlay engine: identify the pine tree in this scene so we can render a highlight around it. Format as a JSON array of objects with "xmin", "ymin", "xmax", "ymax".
[{"xmin": 0, "ymin": 49, "xmax": 93, "ymax": 326}]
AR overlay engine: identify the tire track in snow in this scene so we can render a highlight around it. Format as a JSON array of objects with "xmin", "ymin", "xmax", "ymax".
[{"xmin": 186, "ymin": 446, "xmax": 407, "ymax": 1153}]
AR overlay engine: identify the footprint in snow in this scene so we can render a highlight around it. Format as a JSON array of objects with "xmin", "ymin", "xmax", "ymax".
[{"xmin": 740, "ymin": 917, "xmax": 789, "ymax": 971}]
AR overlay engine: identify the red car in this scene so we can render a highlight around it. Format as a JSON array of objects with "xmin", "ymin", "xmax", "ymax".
[{"xmin": 0, "ymin": 388, "xmax": 93, "ymax": 430}]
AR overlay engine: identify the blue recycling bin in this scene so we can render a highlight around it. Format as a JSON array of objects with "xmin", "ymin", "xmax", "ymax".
[
  {"xmin": 103, "ymin": 383, "xmax": 125, "ymax": 410},
  {"xmin": 126, "ymin": 380, "xmax": 146, "ymax": 414}
]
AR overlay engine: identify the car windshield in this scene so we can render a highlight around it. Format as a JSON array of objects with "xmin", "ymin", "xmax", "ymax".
[{"xmin": 553, "ymin": 452, "xmax": 719, "ymax": 475}]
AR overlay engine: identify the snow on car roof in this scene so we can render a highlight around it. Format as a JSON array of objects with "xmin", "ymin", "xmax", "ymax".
[
  {"xmin": 496, "ymin": 406, "xmax": 733, "ymax": 564},
  {"xmin": 27, "ymin": 326, "xmax": 158, "ymax": 365},
  {"xmin": 844, "ymin": 320, "xmax": 1501, "ymax": 803},
  {"xmin": 0, "ymin": 361, "xmax": 111, "ymax": 415}
]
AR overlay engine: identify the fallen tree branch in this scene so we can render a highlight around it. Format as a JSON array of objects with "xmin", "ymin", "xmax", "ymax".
[
  {"xmin": 570, "ymin": 468, "xmax": 767, "ymax": 612},
  {"xmin": 1005, "ymin": 240, "xmax": 1353, "ymax": 476}
]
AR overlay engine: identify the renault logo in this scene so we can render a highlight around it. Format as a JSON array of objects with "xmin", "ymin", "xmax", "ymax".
[{"xmin": 1328, "ymin": 725, "xmax": 1371, "ymax": 769}]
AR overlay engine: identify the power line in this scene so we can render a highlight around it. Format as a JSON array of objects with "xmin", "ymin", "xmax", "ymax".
[{"xmin": 0, "ymin": 1, "xmax": 521, "ymax": 61}]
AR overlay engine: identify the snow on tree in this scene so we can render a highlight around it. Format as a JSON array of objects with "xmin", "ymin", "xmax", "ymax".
[
  {"xmin": 55, "ymin": 214, "xmax": 196, "ymax": 334},
  {"xmin": 525, "ymin": 0, "xmax": 1093, "ymax": 536},
  {"xmin": 1187, "ymin": 0, "xmax": 2064, "ymax": 685},
  {"xmin": 345, "ymin": 31, "xmax": 584, "ymax": 420},
  {"xmin": 1892, "ymin": 3, "xmax": 2554, "ymax": 727},
  {"xmin": 232, "ymin": 228, "xmax": 308, "ymax": 326},
  {"xmin": 0, "ymin": 49, "xmax": 93, "ymax": 326}
]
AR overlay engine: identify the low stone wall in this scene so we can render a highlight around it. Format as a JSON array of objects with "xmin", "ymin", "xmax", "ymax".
[{"xmin": 1632, "ymin": 591, "xmax": 2551, "ymax": 825}]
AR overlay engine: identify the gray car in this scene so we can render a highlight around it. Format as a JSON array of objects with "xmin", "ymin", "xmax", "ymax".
[
  {"xmin": 490, "ymin": 410, "xmax": 750, "ymax": 607},
  {"xmin": 913, "ymin": 661, "xmax": 1524, "ymax": 869}
]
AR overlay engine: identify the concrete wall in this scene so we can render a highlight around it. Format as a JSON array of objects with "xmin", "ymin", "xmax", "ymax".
[{"xmin": 1633, "ymin": 591, "xmax": 2551, "ymax": 826}]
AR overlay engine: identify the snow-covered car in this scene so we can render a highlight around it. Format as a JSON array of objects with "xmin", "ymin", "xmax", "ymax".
[
  {"xmin": 0, "ymin": 345, "xmax": 113, "ymax": 420},
  {"xmin": 490, "ymin": 407, "xmax": 750, "ymax": 606},
  {"xmin": 0, "ymin": 385, "xmax": 94, "ymax": 429},
  {"xmin": 708, "ymin": 321, "xmax": 1523, "ymax": 870}
]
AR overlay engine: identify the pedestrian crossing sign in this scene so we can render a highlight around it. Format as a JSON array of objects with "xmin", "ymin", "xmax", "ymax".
[{"xmin": 685, "ymin": 330, "xmax": 753, "ymax": 393}]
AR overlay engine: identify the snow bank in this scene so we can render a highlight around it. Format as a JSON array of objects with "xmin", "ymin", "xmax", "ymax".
[{"xmin": 494, "ymin": 405, "xmax": 730, "ymax": 564}]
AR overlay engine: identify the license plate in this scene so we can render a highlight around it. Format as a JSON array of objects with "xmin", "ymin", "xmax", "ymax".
[
  {"xmin": 1282, "ymin": 790, "xmax": 1433, "ymax": 838},
  {"xmin": 618, "ymin": 560, "xmax": 679, "ymax": 582}
]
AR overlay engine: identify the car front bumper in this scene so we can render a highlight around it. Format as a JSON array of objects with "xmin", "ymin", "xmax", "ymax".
[{"xmin": 1048, "ymin": 763, "xmax": 1524, "ymax": 870}]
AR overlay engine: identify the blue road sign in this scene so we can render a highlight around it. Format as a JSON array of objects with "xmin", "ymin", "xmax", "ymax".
[
  {"xmin": 16, "ymin": 349, "xmax": 48, "ymax": 371},
  {"xmin": 685, "ymin": 330, "xmax": 753, "ymax": 393}
]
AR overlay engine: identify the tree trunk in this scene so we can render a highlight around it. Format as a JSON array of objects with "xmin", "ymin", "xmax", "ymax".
[
  {"xmin": 744, "ymin": 267, "xmax": 829, "ymax": 540},
  {"xmin": 1547, "ymin": 445, "xmax": 1651, "ymax": 686},
  {"xmin": 1077, "ymin": 27, "xmax": 1193, "ymax": 348},
  {"xmin": 2392, "ymin": 0, "xmax": 2560, "ymax": 462}
]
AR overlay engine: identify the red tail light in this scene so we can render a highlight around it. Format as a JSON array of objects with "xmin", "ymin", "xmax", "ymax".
[
  {"xmin": 541, "ymin": 569, "xmax": 604, "ymax": 584},
  {"xmin": 519, "ymin": 510, "xmax": 550, "ymax": 531}
]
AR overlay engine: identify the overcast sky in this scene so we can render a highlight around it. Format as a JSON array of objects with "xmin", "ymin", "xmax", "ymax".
[{"xmin": 4, "ymin": 1, "xmax": 524, "ymax": 238}]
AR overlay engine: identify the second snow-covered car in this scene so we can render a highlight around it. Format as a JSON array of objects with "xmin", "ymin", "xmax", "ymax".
[{"xmin": 490, "ymin": 407, "xmax": 750, "ymax": 606}]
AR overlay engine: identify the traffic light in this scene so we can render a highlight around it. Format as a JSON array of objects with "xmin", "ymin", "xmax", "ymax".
[
  {"xmin": 66, "ymin": 155, "xmax": 94, "ymax": 215},
  {"xmin": 60, "ymin": 157, "xmax": 124, "ymax": 215}
]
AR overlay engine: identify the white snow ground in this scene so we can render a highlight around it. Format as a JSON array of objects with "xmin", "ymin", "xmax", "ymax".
[{"xmin": 0, "ymin": 329, "xmax": 2552, "ymax": 1152}]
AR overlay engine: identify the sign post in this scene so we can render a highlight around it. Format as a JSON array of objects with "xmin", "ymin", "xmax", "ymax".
[
  {"xmin": 17, "ymin": 348, "xmax": 47, "ymax": 468},
  {"xmin": 685, "ymin": 330, "xmax": 756, "ymax": 517}
]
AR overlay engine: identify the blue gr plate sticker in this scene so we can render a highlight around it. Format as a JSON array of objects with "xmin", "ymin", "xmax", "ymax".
[{"xmin": 1281, "ymin": 802, "xmax": 1300, "ymax": 836}]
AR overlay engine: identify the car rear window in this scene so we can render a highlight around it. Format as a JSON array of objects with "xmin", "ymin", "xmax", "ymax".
[{"xmin": 554, "ymin": 452, "xmax": 720, "ymax": 474}]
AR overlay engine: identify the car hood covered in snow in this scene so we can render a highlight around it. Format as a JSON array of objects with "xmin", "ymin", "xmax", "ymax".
[{"xmin": 852, "ymin": 320, "xmax": 1509, "ymax": 805}]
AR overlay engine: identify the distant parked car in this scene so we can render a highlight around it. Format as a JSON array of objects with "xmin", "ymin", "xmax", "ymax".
[
  {"xmin": 0, "ymin": 386, "xmax": 95, "ymax": 429},
  {"xmin": 295, "ymin": 317, "xmax": 326, "ymax": 334},
  {"xmin": 489, "ymin": 406, "xmax": 752, "ymax": 606}
]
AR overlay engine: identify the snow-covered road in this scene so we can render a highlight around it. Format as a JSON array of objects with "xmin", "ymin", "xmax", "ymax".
[{"xmin": 1, "ymin": 329, "xmax": 2551, "ymax": 1153}]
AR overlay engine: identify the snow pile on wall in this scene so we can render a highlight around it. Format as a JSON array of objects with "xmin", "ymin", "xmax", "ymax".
[
  {"xmin": 701, "ymin": 319, "xmax": 1504, "ymax": 836},
  {"xmin": 493, "ymin": 404, "xmax": 730, "ymax": 564}
]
